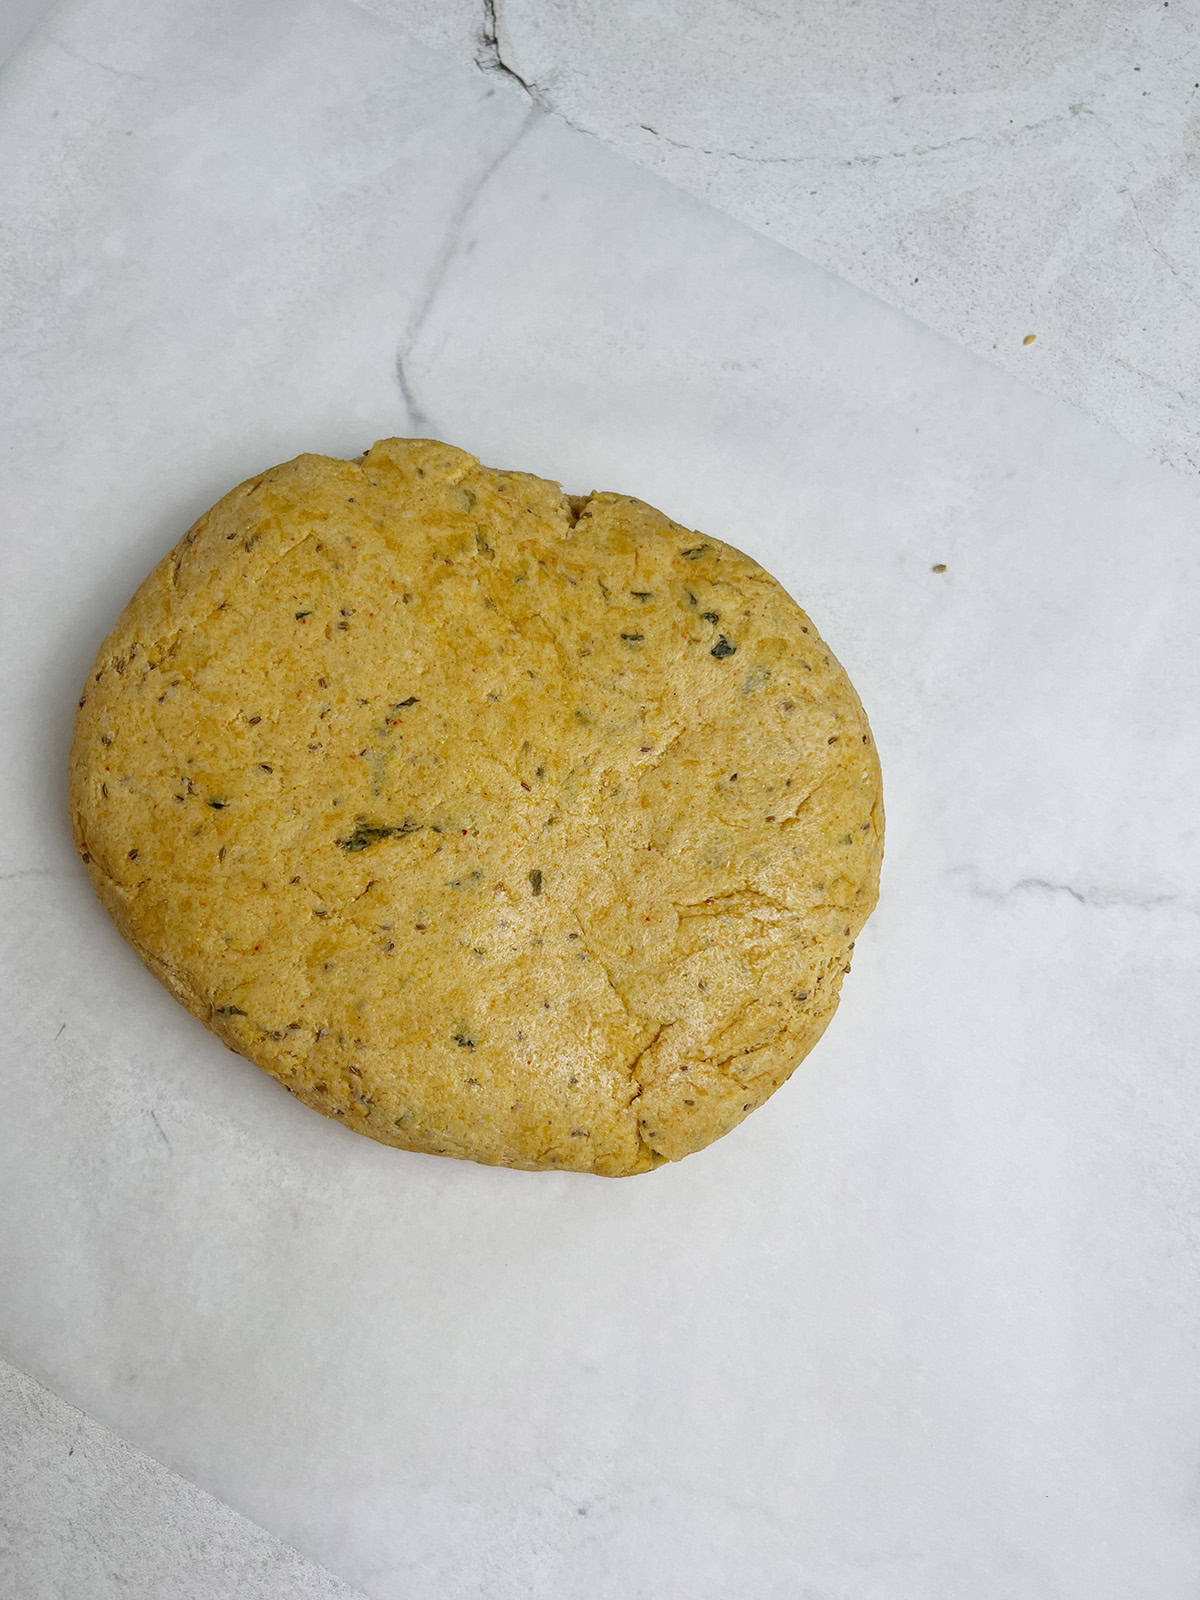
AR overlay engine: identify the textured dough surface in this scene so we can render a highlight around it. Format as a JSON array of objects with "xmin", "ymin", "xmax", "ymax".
[{"xmin": 70, "ymin": 438, "xmax": 883, "ymax": 1175}]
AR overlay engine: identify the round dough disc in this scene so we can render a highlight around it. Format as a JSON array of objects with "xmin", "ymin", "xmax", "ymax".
[{"xmin": 70, "ymin": 438, "xmax": 883, "ymax": 1175}]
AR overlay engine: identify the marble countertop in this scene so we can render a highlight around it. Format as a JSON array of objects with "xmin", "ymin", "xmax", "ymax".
[
  {"xmin": 2, "ymin": 3, "xmax": 1199, "ymax": 1597},
  {"xmin": 387, "ymin": 0, "xmax": 1200, "ymax": 478},
  {"xmin": 8, "ymin": 0, "xmax": 1200, "ymax": 477}
]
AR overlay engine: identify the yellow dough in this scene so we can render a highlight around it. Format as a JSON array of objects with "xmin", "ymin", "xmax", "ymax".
[{"xmin": 70, "ymin": 439, "xmax": 882, "ymax": 1175}]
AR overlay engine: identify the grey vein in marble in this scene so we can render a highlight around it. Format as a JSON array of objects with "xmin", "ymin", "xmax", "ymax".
[
  {"xmin": 394, "ymin": 99, "xmax": 539, "ymax": 434},
  {"xmin": 473, "ymin": 0, "xmax": 591, "ymax": 138},
  {"xmin": 475, "ymin": 0, "xmax": 540, "ymax": 107},
  {"xmin": 949, "ymin": 864, "xmax": 1191, "ymax": 916}
]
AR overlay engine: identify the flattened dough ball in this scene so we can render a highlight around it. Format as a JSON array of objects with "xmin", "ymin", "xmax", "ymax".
[{"xmin": 70, "ymin": 438, "xmax": 882, "ymax": 1175}]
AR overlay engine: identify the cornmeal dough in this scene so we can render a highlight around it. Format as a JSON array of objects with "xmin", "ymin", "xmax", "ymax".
[{"xmin": 70, "ymin": 438, "xmax": 882, "ymax": 1175}]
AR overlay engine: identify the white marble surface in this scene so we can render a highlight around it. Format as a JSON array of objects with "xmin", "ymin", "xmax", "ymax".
[
  {"xmin": 3, "ymin": 2, "xmax": 1200, "ymax": 1597},
  {"xmin": 9, "ymin": 0, "xmax": 1200, "ymax": 475},
  {"xmin": 0, "ymin": 1361, "xmax": 366, "ymax": 1599},
  {"xmin": 374, "ymin": 0, "xmax": 1200, "ymax": 478}
]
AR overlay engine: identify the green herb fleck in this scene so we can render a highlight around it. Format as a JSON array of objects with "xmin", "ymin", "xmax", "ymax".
[
  {"xmin": 681, "ymin": 545, "xmax": 710, "ymax": 560},
  {"xmin": 474, "ymin": 529, "xmax": 493, "ymax": 558},
  {"xmin": 529, "ymin": 868, "xmax": 543, "ymax": 895},
  {"xmin": 338, "ymin": 818, "xmax": 421, "ymax": 852},
  {"xmin": 215, "ymin": 1005, "xmax": 246, "ymax": 1016},
  {"xmin": 294, "ymin": 611, "xmax": 313, "ymax": 620},
  {"xmin": 630, "ymin": 590, "xmax": 654, "ymax": 601},
  {"xmin": 453, "ymin": 1028, "xmax": 477, "ymax": 1049},
  {"xmin": 207, "ymin": 799, "xmax": 228, "ymax": 809},
  {"xmin": 710, "ymin": 636, "xmax": 737, "ymax": 660},
  {"xmin": 701, "ymin": 611, "xmax": 720, "ymax": 624},
  {"xmin": 620, "ymin": 632, "xmax": 644, "ymax": 644}
]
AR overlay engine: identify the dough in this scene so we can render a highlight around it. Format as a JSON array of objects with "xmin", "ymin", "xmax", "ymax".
[{"xmin": 70, "ymin": 438, "xmax": 882, "ymax": 1175}]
